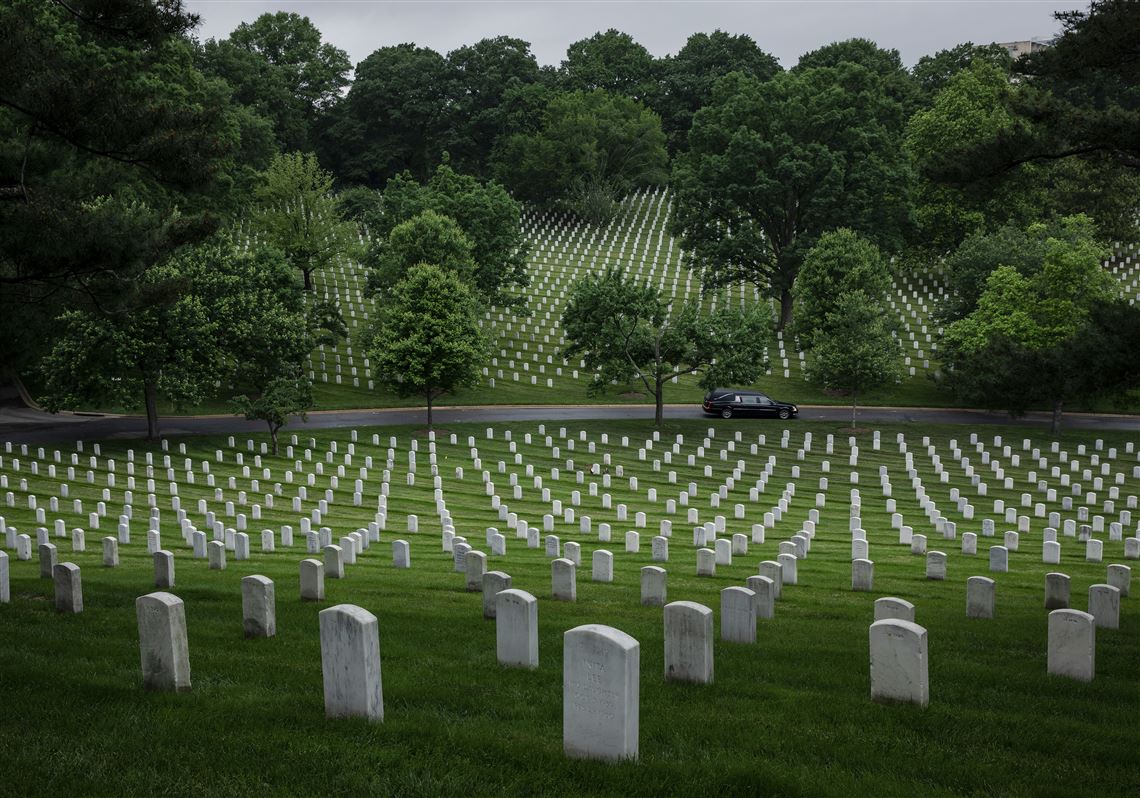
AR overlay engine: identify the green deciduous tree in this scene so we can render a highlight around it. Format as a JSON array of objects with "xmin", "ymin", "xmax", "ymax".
[
  {"xmin": 365, "ymin": 163, "xmax": 529, "ymax": 305},
  {"xmin": 493, "ymin": 89, "xmax": 668, "ymax": 214},
  {"xmin": 252, "ymin": 151, "xmax": 359, "ymax": 290},
  {"xmin": 905, "ymin": 61, "xmax": 1037, "ymax": 253},
  {"xmin": 232, "ymin": 371, "xmax": 312, "ymax": 456},
  {"xmin": 227, "ymin": 11, "xmax": 350, "ymax": 117},
  {"xmin": 796, "ymin": 38, "xmax": 920, "ymax": 116},
  {"xmin": 561, "ymin": 266, "xmax": 770, "ymax": 426},
  {"xmin": 937, "ymin": 216, "xmax": 1103, "ymax": 323},
  {"xmin": 334, "ymin": 185, "xmax": 383, "ymax": 227},
  {"xmin": 367, "ymin": 264, "xmax": 487, "ymax": 429},
  {"xmin": 198, "ymin": 8, "xmax": 353, "ymax": 157},
  {"xmin": 911, "ymin": 42, "xmax": 1012, "ymax": 104},
  {"xmin": 940, "ymin": 215, "xmax": 1121, "ymax": 433},
  {"xmin": 806, "ymin": 292, "xmax": 903, "ymax": 428},
  {"xmin": 37, "ymin": 238, "xmax": 296, "ymax": 439},
  {"xmin": 656, "ymin": 30, "xmax": 781, "ymax": 153},
  {"xmin": 792, "ymin": 229, "xmax": 893, "ymax": 345},
  {"xmin": 366, "ymin": 210, "xmax": 477, "ymax": 294},
  {"xmin": 444, "ymin": 36, "xmax": 543, "ymax": 176},
  {"xmin": 0, "ymin": 0, "xmax": 245, "ymax": 373},
  {"xmin": 319, "ymin": 43, "xmax": 452, "ymax": 187},
  {"xmin": 794, "ymin": 231, "xmax": 900, "ymax": 426},
  {"xmin": 213, "ymin": 242, "xmax": 343, "ymax": 454},
  {"xmin": 672, "ymin": 65, "xmax": 912, "ymax": 330},
  {"xmin": 560, "ymin": 29, "xmax": 659, "ymax": 103}
]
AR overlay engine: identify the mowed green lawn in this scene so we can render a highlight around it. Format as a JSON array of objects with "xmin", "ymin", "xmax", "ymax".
[{"xmin": 1, "ymin": 419, "xmax": 1137, "ymax": 797}]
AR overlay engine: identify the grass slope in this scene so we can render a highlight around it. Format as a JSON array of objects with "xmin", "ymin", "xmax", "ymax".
[
  {"xmin": 1, "ymin": 419, "xmax": 1138, "ymax": 797},
  {"xmin": 30, "ymin": 191, "xmax": 1140, "ymax": 417}
]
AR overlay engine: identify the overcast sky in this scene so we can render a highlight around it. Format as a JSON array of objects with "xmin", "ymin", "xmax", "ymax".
[{"xmin": 185, "ymin": 1, "xmax": 1080, "ymax": 69}]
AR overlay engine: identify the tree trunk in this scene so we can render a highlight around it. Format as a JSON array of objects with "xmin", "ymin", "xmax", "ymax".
[
  {"xmin": 778, "ymin": 288, "xmax": 793, "ymax": 332},
  {"xmin": 1051, "ymin": 398, "xmax": 1063, "ymax": 436},
  {"xmin": 426, "ymin": 390, "xmax": 434, "ymax": 431},
  {"xmin": 143, "ymin": 381, "xmax": 160, "ymax": 441},
  {"xmin": 269, "ymin": 423, "xmax": 280, "ymax": 456},
  {"xmin": 303, "ymin": 267, "xmax": 313, "ymax": 291},
  {"xmin": 654, "ymin": 380, "xmax": 664, "ymax": 427},
  {"xmin": 851, "ymin": 393, "xmax": 858, "ymax": 430}
]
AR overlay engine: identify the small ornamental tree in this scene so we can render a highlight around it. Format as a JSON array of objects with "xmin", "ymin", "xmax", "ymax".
[
  {"xmin": 364, "ymin": 163, "xmax": 529, "ymax": 306},
  {"xmin": 365, "ymin": 210, "xmax": 477, "ymax": 295},
  {"xmin": 806, "ymin": 292, "xmax": 903, "ymax": 428},
  {"xmin": 793, "ymin": 229, "xmax": 893, "ymax": 346},
  {"xmin": 562, "ymin": 266, "xmax": 770, "ymax": 426},
  {"xmin": 252, "ymin": 152, "xmax": 359, "ymax": 290},
  {"xmin": 795, "ymin": 230, "xmax": 901, "ymax": 427},
  {"xmin": 367, "ymin": 264, "xmax": 487, "ymax": 429},
  {"xmin": 232, "ymin": 370, "xmax": 313, "ymax": 456},
  {"xmin": 940, "ymin": 216, "xmax": 1119, "ymax": 433}
]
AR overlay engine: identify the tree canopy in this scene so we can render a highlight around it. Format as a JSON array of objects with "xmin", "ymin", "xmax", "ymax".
[
  {"xmin": 906, "ymin": 2, "xmax": 1140, "ymax": 249},
  {"xmin": 794, "ymin": 230, "xmax": 901, "ymax": 425},
  {"xmin": 997, "ymin": 1, "xmax": 1139, "ymax": 172},
  {"xmin": 560, "ymin": 29, "xmax": 659, "ymax": 103},
  {"xmin": 793, "ymin": 229, "xmax": 894, "ymax": 345},
  {"xmin": 366, "ymin": 209, "xmax": 477, "ymax": 294},
  {"xmin": 365, "ymin": 163, "xmax": 529, "ymax": 305},
  {"xmin": 445, "ymin": 36, "xmax": 544, "ymax": 176},
  {"xmin": 672, "ymin": 64, "xmax": 913, "ymax": 329},
  {"xmin": 38, "ymin": 238, "xmax": 303, "ymax": 439},
  {"xmin": 911, "ymin": 42, "xmax": 1012, "ymax": 103},
  {"xmin": 0, "ymin": 0, "xmax": 247, "ymax": 376},
  {"xmin": 656, "ymin": 30, "xmax": 781, "ymax": 153},
  {"xmin": 561, "ymin": 266, "xmax": 769, "ymax": 425},
  {"xmin": 939, "ymin": 216, "xmax": 1128, "ymax": 432},
  {"xmin": 199, "ymin": 11, "xmax": 350, "ymax": 153},
  {"xmin": 251, "ymin": 151, "xmax": 359, "ymax": 290},
  {"xmin": 318, "ymin": 43, "xmax": 452, "ymax": 187},
  {"xmin": 367, "ymin": 263, "xmax": 487, "ymax": 429},
  {"xmin": 492, "ymin": 89, "xmax": 668, "ymax": 214}
]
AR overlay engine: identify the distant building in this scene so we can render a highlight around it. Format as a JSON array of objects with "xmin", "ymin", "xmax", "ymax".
[{"xmin": 997, "ymin": 38, "xmax": 1053, "ymax": 59}]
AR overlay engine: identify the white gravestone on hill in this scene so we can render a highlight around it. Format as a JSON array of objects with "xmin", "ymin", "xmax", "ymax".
[
  {"xmin": 563, "ymin": 624, "xmax": 639, "ymax": 762},
  {"xmin": 136, "ymin": 591, "xmax": 191, "ymax": 692},
  {"xmin": 745, "ymin": 575, "xmax": 776, "ymax": 619},
  {"xmin": 852, "ymin": 559, "xmax": 874, "ymax": 592},
  {"xmin": 720, "ymin": 586, "xmax": 757, "ymax": 644},
  {"xmin": 1087, "ymin": 584, "xmax": 1120, "ymax": 629},
  {"xmin": 300, "ymin": 558, "xmax": 325, "ymax": 601},
  {"xmin": 154, "ymin": 550, "xmax": 175, "ymax": 589},
  {"xmin": 482, "ymin": 571, "xmax": 511, "ymax": 619},
  {"xmin": 874, "ymin": 597, "xmax": 915, "ymax": 623},
  {"xmin": 1106, "ymin": 564, "xmax": 1130, "ymax": 597},
  {"xmin": 663, "ymin": 601, "xmax": 713, "ymax": 684},
  {"xmin": 640, "ymin": 566, "xmax": 666, "ymax": 606},
  {"xmin": 1047, "ymin": 609, "xmax": 1095, "ymax": 682},
  {"xmin": 869, "ymin": 619, "xmax": 929, "ymax": 707},
  {"xmin": 319, "ymin": 604, "xmax": 383, "ymax": 722},
  {"xmin": 53, "ymin": 562, "xmax": 82, "ymax": 614},
  {"xmin": 552, "ymin": 558, "xmax": 576, "ymax": 601},
  {"xmin": 1045, "ymin": 573, "xmax": 1070, "ymax": 610},
  {"xmin": 241, "ymin": 575, "xmax": 276, "ymax": 638},
  {"xmin": 465, "ymin": 551, "xmax": 487, "ymax": 592},
  {"xmin": 966, "ymin": 576, "xmax": 995, "ymax": 619},
  {"xmin": 496, "ymin": 589, "xmax": 539, "ymax": 669}
]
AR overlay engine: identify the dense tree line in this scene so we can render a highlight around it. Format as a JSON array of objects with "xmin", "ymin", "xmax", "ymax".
[{"xmin": 2, "ymin": 0, "xmax": 1138, "ymax": 433}]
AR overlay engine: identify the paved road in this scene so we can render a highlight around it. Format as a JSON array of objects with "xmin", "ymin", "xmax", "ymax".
[{"xmin": 2, "ymin": 403, "xmax": 1139, "ymax": 445}]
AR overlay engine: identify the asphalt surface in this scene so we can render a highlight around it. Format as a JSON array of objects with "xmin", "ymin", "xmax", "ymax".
[{"xmin": 2, "ymin": 403, "xmax": 1139, "ymax": 445}]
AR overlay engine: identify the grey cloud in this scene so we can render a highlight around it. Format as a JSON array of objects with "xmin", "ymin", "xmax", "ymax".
[{"xmin": 186, "ymin": 1, "xmax": 1079, "ymax": 68}]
